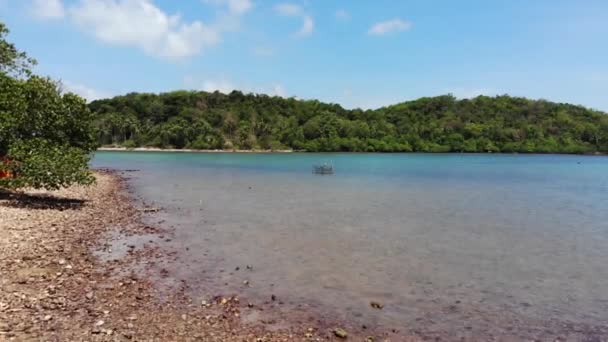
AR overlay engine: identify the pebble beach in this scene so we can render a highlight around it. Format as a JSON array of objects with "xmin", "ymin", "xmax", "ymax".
[{"xmin": 0, "ymin": 171, "xmax": 383, "ymax": 341}]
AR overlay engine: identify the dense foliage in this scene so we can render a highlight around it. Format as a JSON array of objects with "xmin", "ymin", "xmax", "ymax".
[
  {"xmin": 0, "ymin": 22, "xmax": 96, "ymax": 190},
  {"xmin": 91, "ymin": 90, "xmax": 608, "ymax": 154}
]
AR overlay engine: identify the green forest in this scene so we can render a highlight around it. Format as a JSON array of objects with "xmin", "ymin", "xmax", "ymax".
[{"xmin": 90, "ymin": 91, "xmax": 608, "ymax": 154}]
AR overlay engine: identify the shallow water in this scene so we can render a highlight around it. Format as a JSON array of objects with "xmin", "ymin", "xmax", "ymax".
[{"xmin": 92, "ymin": 152, "xmax": 608, "ymax": 337}]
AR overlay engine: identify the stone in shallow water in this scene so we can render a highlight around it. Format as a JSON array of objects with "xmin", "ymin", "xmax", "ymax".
[
  {"xmin": 370, "ymin": 301, "xmax": 383, "ymax": 309},
  {"xmin": 333, "ymin": 327, "xmax": 348, "ymax": 338}
]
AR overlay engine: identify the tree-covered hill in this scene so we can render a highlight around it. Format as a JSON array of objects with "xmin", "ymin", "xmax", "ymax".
[{"xmin": 90, "ymin": 91, "xmax": 608, "ymax": 154}]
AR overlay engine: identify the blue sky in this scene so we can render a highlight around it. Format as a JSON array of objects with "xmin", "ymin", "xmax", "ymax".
[{"xmin": 1, "ymin": 0, "xmax": 607, "ymax": 110}]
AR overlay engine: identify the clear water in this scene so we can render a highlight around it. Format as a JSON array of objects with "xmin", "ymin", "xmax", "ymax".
[{"xmin": 92, "ymin": 152, "xmax": 608, "ymax": 337}]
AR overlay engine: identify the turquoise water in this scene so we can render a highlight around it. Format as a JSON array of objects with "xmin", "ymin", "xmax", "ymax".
[{"xmin": 92, "ymin": 152, "xmax": 608, "ymax": 338}]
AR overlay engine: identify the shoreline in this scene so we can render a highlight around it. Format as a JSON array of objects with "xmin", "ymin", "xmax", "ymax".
[
  {"xmin": 98, "ymin": 147, "xmax": 295, "ymax": 153},
  {"xmin": 0, "ymin": 171, "xmax": 355, "ymax": 341},
  {"xmin": 97, "ymin": 146, "xmax": 608, "ymax": 156},
  {"xmin": 2, "ymin": 170, "xmax": 607, "ymax": 340}
]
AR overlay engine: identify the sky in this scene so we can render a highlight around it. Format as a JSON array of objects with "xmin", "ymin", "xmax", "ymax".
[{"xmin": 0, "ymin": 0, "xmax": 607, "ymax": 110}]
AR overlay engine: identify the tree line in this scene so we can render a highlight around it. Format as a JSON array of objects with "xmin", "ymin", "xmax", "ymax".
[{"xmin": 90, "ymin": 90, "xmax": 608, "ymax": 154}]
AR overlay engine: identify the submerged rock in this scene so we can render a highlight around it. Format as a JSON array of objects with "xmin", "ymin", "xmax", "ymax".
[
  {"xmin": 370, "ymin": 301, "xmax": 384, "ymax": 310},
  {"xmin": 333, "ymin": 327, "xmax": 348, "ymax": 338}
]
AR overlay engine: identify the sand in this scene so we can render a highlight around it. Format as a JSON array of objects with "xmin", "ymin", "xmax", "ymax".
[{"xmin": 98, "ymin": 147, "xmax": 295, "ymax": 153}]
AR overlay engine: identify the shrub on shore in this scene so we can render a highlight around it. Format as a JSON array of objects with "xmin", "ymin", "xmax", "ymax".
[{"xmin": 0, "ymin": 22, "xmax": 96, "ymax": 190}]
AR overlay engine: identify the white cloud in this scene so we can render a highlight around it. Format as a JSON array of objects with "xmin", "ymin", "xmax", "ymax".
[
  {"xmin": 274, "ymin": 3, "xmax": 302, "ymax": 16},
  {"xmin": 200, "ymin": 78, "xmax": 287, "ymax": 97},
  {"xmin": 335, "ymin": 9, "xmax": 349, "ymax": 20},
  {"xmin": 31, "ymin": 0, "xmax": 65, "ymax": 19},
  {"xmin": 275, "ymin": 2, "xmax": 313, "ymax": 37},
  {"xmin": 201, "ymin": 0, "xmax": 253, "ymax": 32},
  {"xmin": 368, "ymin": 18, "xmax": 412, "ymax": 36},
  {"xmin": 298, "ymin": 15, "xmax": 314, "ymax": 36},
  {"xmin": 68, "ymin": 0, "xmax": 220, "ymax": 60},
  {"xmin": 203, "ymin": 0, "xmax": 253, "ymax": 15},
  {"xmin": 269, "ymin": 84, "xmax": 286, "ymax": 97},
  {"xmin": 202, "ymin": 79, "xmax": 236, "ymax": 94},
  {"xmin": 449, "ymin": 88, "xmax": 497, "ymax": 99},
  {"xmin": 61, "ymin": 80, "xmax": 110, "ymax": 102}
]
